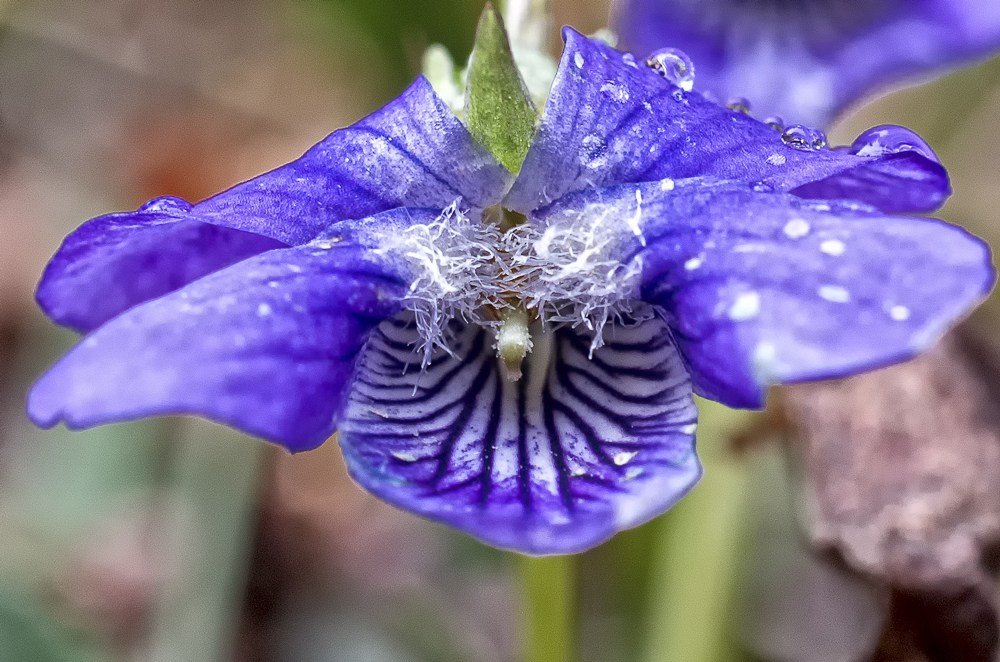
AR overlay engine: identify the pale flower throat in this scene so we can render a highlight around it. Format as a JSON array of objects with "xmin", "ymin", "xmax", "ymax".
[{"xmin": 380, "ymin": 199, "xmax": 645, "ymax": 380}]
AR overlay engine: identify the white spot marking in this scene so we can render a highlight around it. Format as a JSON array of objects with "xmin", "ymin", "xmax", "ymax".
[
  {"xmin": 680, "ymin": 423, "xmax": 697, "ymax": 435},
  {"xmin": 390, "ymin": 451, "xmax": 418, "ymax": 462},
  {"xmin": 820, "ymin": 239, "xmax": 846, "ymax": 256},
  {"xmin": 890, "ymin": 305, "xmax": 911, "ymax": 321},
  {"xmin": 766, "ymin": 153, "xmax": 786, "ymax": 166},
  {"xmin": 729, "ymin": 291, "xmax": 761, "ymax": 321},
  {"xmin": 659, "ymin": 178, "xmax": 675, "ymax": 191},
  {"xmin": 257, "ymin": 303, "xmax": 273, "ymax": 317},
  {"xmin": 574, "ymin": 52, "xmax": 584, "ymax": 69},
  {"xmin": 783, "ymin": 218, "xmax": 810, "ymax": 239},
  {"xmin": 818, "ymin": 285, "xmax": 850, "ymax": 303}
]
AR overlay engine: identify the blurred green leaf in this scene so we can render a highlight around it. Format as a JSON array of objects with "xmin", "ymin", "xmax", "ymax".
[
  {"xmin": 0, "ymin": 590, "xmax": 106, "ymax": 662},
  {"xmin": 466, "ymin": 3, "xmax": 537, "ymax": 173}
]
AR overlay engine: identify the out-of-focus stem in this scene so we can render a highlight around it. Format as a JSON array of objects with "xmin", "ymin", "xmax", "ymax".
[
  {"xmin": 502, "ymin": 0, "xmax": 551, "ymax": 51},
  {"xmin": 521, "ymin": 554, "xmax": 575, "ymax": 662}
]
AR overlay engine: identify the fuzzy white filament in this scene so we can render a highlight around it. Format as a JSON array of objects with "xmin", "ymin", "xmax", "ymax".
[{"xmin": 384, "ymin": 198, "xmax": 644, "ymax": 368}]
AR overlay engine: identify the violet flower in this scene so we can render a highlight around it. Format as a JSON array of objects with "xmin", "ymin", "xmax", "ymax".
[
  {"xmin": 614, "ymin": 0, "xmax": 1000, "ymax": 127},
  {"xmin": 27, "ymin": 29, "xmax": 993, "ymax": 554}
]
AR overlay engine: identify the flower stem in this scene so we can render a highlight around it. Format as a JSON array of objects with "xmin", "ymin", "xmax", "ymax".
[{"xmin": 520, "ymin": 554, "xmax": 575, "ymax": 662}]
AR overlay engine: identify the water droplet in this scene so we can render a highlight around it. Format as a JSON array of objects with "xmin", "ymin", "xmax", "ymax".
[
  {"xmin": 684, "ymin": 256, "xmax": 703, "ymax": 270},
  {"xmin": 781, "ymin": 124, "xmax": 827, "ymax": 151},
  {"xmin": 889, "ymin": 305, "xmax": 911, "ymax": 321},
  {"xmin": 818, "ymin": 285, "xmax": 850, "ymax": 303},
  {"xmin": 621, "ymin": 52, "xmax": 638, "ymax": 68},
  {"xmin": 681, "ymin": 423, "xmax": 697, "ymax": 435},
  {"xmin": 763, "ymin": 116, "xmax": 784, "ymax": 132},
  {"xmin": 783, "ymin": 218, "xmax": 810, "ymax": 239},
  {"xmin": 728, "ymin": 291, "xmax": 761, "ymax": 321},
  {"xmin": 391, "ymin": 450, "xmax": 418, "ymax": 462},
  {"xmin": 645, "ymin": 48, "xmax": 695, "ymax": 91},
  {"xmin": 574, "ymin": 52, "xmax": 584, "ymax": 69},
  {"xmin": 849, "ymin": 125, "xmax": 939, "ymax": 163},
  {"xmin": 139, "ymin": 196, "xmax": 192, "ymax": 213},
  {"xmin": 726, "ymin": 97, "xmax": 751, "ymax": 114},
  {"xmin": 820, "ymin": 239, "xmax": 846, "ymax": 256}
]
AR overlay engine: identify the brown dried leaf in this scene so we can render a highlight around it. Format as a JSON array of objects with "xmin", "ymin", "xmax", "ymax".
[{"xmin": 782, "ymin": 332, "xmax": 1000, "ymax": 661}]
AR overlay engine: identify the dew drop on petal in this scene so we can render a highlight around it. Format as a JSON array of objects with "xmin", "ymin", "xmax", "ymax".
[
  {"xmin": 645, "ymin": 47, "xmax": 695, "ymax": 91},
  {"xmin": 818, "ymin": 285, "xmax": 850, "ymax": 303},
  {"xmin": 763, "ymin": 116, "xmax": 784, "ymax": 132},
  {"xmin": 391, "ymin": 451, "xmax": 418, "ymax": 462},
  {"xmin": 889, "ymin": 305, "xmax": 911, "ymax": 321},
  {"xmin": 139, "ymin": 196, "xmax": 193, "ymax": 213},
  {"xmin": 574, "ymin": 51, "xmax": 584, "ymax": 69},
  {"xmin": 729, "ymin": 291, "xmax": 761, "ymax": 320},
  {"xmin": 783, "ymin": 218, "xmax": 810, "ymax": 239},
  {"xmin": 684, "ymin": 256, "xmax": 703, "ymax": 270},
  {"xmin": 849, "ymin": 125, "xmax": 939, "ymax": 163},
  {"xmin": 726, "ymin": 97, "xmax": 751, "ymax": 114},
  {"xmin": 820, "ymin": 239, "xmax": 846, "ymax": 256},
  {"xmin": 781, "ymin": 124, "xmax": 827, "ymax": 151},
  {"xmin": 681, "ymin": 423, "xmax": 697, "ymax": 435}
]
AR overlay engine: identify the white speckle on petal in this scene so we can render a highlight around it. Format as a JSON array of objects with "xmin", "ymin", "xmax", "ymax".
[
  {"xmin": 574, "ymin": 52, "xmax": 584, "ymax": 69},
  {"xmin": 390, "ymin": 451, "xmax": 417, "ymax": 462},
  {"xmin": 783, "ymin": 218, "xmax": 810, "ymax": 239},
  {"xmin": 624, "ymin": 467, "xmax": 644, "ymax": 480},
  {"xmin": 684, "ymin": 256, "xmax": 703, "ymax": 270},
  {"xmin": 571, "ymin": 466, "xmax": 587, "ymax": 477},
  {"xmin": 257, "ymin": 303, "xmax": 273, "ymax": 317},
  {"xmin": 288, "ymin": 264, "xmax": 303, "ymax": 273},
  {"xmin": 626, "ymin": 189, "xmax": 646, "ymax": 246},
  {"xmin": 614, "ymin": 450, "xmax": 639, "ymax": 466},
  {"xmin": 729, "ymin": 291, "xmax": 761, "ymax": 321},
  {"xmin": 818, "ymin": 285, "xmax": 850, "ymax": 303},
  {"xmin": 766, "ymin": 153, "xmax": 786, "ymax": 166},
  {"xmin": 890, "ymin": 305, "xmax": 911, "ymax": 321},
  {"xmin": 659, "ymin": 178, "xmax": 675, "ymax": 191},
  {"xmin": 820, "ymin": 239, "xmax": 846, "ymax": 256},
  {"xmin": 753, "ymin": 341, "xmax": 778, "ymax": 380},
  {"xmin": 680, "ymin": 423, "xmax": 697, "ymax": 435}
]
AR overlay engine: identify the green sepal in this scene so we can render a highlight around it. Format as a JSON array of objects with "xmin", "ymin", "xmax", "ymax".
[{"xmin": 465, "ymin": 3, "xmax": 538, "ymax": 174}]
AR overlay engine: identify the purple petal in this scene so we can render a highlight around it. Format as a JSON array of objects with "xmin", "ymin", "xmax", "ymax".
[
  {"xmin": 36, "ymin": 77, "xmax": 511, "ymax": 332},
  {"xmin": 504, "ymin": 29, "xmax": 948, "ymax": 216},
  {"xmin": 36, "ymin": 198, "xmax": 284, "ymax": 333},
  {"xmin": 338, "ymin": 311, "xmax": 700, "ymax": 554},
  {"xmin": 537, "ymin": 179, "xmax": 994, "ymax": 408},
  {"xmin": 615, "ymin": 0, "xmax": 1000, "ymax": 127},
  {"xmin": 194, "ymin": 76, "xmax": 513, "ymax": 245},
  {"xmin": 26, "ymin": 209, "xmax": 439, "ymax": 451}
]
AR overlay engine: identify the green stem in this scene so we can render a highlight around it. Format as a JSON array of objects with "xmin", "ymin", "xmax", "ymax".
[
  {"xmin": 520, "ymin": 554, "xmax": 575, "ymax": 662},
  {"xmin": 143, "ymin": 421, "xmax": 269, "ymax": 662},
  {"xmin": 642, "ymin": 400, "xmax": 756, "ymax": 662}
]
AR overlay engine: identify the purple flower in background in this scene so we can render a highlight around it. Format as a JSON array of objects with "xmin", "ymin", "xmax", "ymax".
[
  {"xmin": 27, "ymin": 29, "xmax": 992, "ymax": 554},
  {"xmin": 614, "ymin": 0, "xmax": 1000, "ymax": 126}
]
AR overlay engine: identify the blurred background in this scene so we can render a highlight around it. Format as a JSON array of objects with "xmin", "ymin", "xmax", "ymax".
[{"xmin": 0, "ymin": 1, "xmax": 998, "ymax": 661}]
